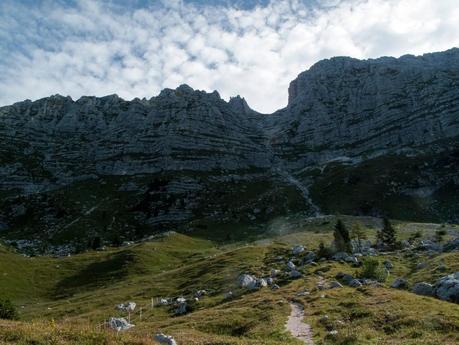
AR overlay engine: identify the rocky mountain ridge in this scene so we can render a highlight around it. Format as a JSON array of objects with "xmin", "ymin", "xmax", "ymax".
[{"xmin": 0, "ymin": 48, "xmax": 458, "ymax": 252}]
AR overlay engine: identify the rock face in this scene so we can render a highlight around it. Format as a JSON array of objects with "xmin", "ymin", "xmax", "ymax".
[
  {"xmin": 0, "ymin": 48, "xmax": 459, "ymax": 250},
  {"xmin": 271, "ymin": 49, "xmax": 459, "ymax": 165}
]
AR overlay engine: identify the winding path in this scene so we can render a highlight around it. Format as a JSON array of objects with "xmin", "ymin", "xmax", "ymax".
[{"xmin": 286, "ymin": 302, "xmax": 314, "ymax": 345}]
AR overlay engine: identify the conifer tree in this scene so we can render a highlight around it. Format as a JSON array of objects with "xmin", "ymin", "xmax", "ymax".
[
  {"xmin": 380, "ymin": 217, "xmax": 397, "ymax": 250},
  {"xmin": 333, "ymin": 219, "xmax": 351, "ymax": 252}
]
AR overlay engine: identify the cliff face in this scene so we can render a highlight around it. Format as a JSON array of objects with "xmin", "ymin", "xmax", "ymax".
[
  {"xmin": 0, "ymin": 85, "xmax": 272, "ymax": 194},
  {"xmin": 269, "ymin": 48, "xmax": 459, "ymax": 166},
  {"xmin": 1, "ymin": 49, "xmax": 458, "ymax": 252}
]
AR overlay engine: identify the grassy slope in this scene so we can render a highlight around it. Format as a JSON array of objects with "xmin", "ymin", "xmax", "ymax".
[{"xmin": 0, "ymin": 217, "xmax": 459, "ymax": 344}]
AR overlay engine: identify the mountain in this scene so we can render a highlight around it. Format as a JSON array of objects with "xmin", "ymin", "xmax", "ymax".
[{"xmin": 0, "ymin": 48, "xmax": 458, "ymax": 253}]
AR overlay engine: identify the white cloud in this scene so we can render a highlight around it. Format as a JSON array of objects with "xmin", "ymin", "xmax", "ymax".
[{"xmin": 0, "ymin": 0, "xmax": 458, "ymax": 113}]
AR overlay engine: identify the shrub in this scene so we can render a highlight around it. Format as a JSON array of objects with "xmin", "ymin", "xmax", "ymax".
[
  {"xmin": 409, "ymin": 230, "xmax": 422, "ymax": 243},
  {"xmin": 434, "ymin": 229, "xmax": 447, "ymax": 243},
  {"xmin": 359, "ymin": 258, "xmax": 388, "ymax": 282},
  {"xmin": 0, "ymin": 299, "xmax": 19, "ymax": 320},
  {"xmin": 317, "ymin": 242, "xmax": 334, "ymax": 259}
]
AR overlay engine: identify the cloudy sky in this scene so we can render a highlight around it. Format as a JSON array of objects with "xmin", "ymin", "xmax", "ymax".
[{"xmin": 0, "ymin": 0, "xmax": 458, "ymax": 113}]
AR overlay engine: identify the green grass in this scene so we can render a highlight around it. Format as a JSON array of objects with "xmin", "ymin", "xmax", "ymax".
[{"xmin": 0, "ymin": 216, "xmax": 459, "ymax": 344}]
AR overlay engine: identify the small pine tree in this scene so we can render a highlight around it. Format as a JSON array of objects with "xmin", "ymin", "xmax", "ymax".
[
  {"xmin": 379, "ymin": 218, "xmax": 397, "ymax": 250},
  {"xmin": 333, "ymin": 219, "xmax": 351, "ymax": 253}
]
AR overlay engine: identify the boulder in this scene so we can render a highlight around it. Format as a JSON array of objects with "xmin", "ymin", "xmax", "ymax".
[
  {"xmin": 418, "ymin": 240, "xmax": 442, "ymax": 252},
  {"xmin": 258, "ymin": 278, "xmax": 268, "ymax": 287},
  {"xmin": 391, "ymin": 278, "xmax": 408, "ymax": 289},
  {"xmin": 435, "ymin": 272, "xmax": 459, "ymax": 303},
  {"xmin": 344, "ymin": 255, "xmax": 359, "ymax": 264},
  {"xmin": 175, "ymin": 302, "xmax": 187, "ymax": 315},
  {"xmin": 303, "ymin": 251, "xmax": 317, "ymax": 262},
  {"xmin": 287, "ymin": 260, "xmax": 297, "ymax": 270},
  {"xmin": 290, "ymin": 270, "xmax": 302, "ymax": 279},
  {"xmin": 350, "ymin": 239, "xmax": 372, "ymax": 254},
  {"xmin": 332, "ymin": 252, "xmax": 349, "ymax": 261},
  {"xmin": 412, "ymin": 282, "xmax": 435, "ymax": 296},
  {"xmin": 238, "ymin": 274, "xmax": 258, "ymax": 289},
  {"xmin": 335, "ymin": 272, "xmax": 355, "ymax": 285},
  {"xmin": 292, "ymin": 245, "xmax": 305, "ymax": 255},
  {"xmin": 443, "ymin": 238, "xmax": 459, "ymax": 252},
  {"xmin": 270, "ymin": 269, "xmax": 281, "ymax": 277},
  {"xmin": 348, "ymin": 279, "xmax": 363, "ymax": 287},
  {"xmin": 108, "ymin": 317, "xmax": 134, "ymax": 331},
  {"xmin": 154, "ymin": 333, "xmax": 177, "ymax": 345},
  {"xmin": 195, "ymin": 290, "xmax": 207, "ymax": 298},
  {"xmin": 116, "ymin": 302, "xmax": 136, "ymax": 312},
  {"xmin": 159, "ymin": 298, "xmax": 169, "ymax": 305}
]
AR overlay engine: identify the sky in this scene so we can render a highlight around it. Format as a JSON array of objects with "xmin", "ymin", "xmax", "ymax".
[{"xmin": 0, "ymin": 0, "xmax": 458, "ymax": 113}]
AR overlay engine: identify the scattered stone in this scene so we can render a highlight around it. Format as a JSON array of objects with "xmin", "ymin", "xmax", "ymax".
[
  {"xmin": 271, "ymin": 269, "xmax": 281, "ymax": 277},
  {"xmin": 412, "ymin": 282, "xmax": 435, "ymax": 296},
  {"xmin": 195, "ymin": 290, "xmax": 207, "ymax": 298},
  {"xmin": 108, "ymin": 317, "xmax": 134, "ymax": 331},
  {"xmin": 348, "ymin": 279, "xmax": 363, "ymax": 287},
  {"xmin": 154, "ymin": 333, "xmax": 177, "ymax": 345},
  {"xmin": 443, "ymin": 238, "xmax": 459, "ymax": 252},
  {"xmin": 116, "ymin": 302, "xmax": 136, "ymax": 312},
  {"xmin": 159, "ymin": 298, "xmax": 169, "ymax": 305},
  {"xmin": 319, "ymin": 314, "xmax": 329, "ymax": 323},
  {"xmin": 344, "ymin": 255, "xmax": 359, "ymax": 264},
  {"xmin": 175, "ymin": 301, "xmax": 187, "ymax": 315},
  {"xmin": 287, "ymin": 261, "xmax": 296, "ymax": 270},
  {"xmin": 258, "ymin": 278, "xmax": 268, "ymax": 287},
  {"xmin": 391, "ymin": 278, "xmax": 408, "ymax": 289},
  {"xmin": 350, "ymin": 239, "xmax": 372, "ymax": 254},
  {"xmin": 418, "ymin": 240, "xmax": 442, "ymax": 252},
  {"xmin": 238, "ymin": 274, "xmax": 258, "ymax": 289},
  {"xmin": 224, "ymin": 291, "xmax": 234, "ymax": 299},
  {"xmin": 332, "ymin": 252, "xmax": 349, "ymax": 261},
  {"xmin": 328, "ymin": 330, "xmax": 338, "ymax": 336},
  {"xmin": 292, "ymin": 245, "xmax": 305, "ymax": 255},
  {"xmin": 271, "ymin": 284, "xmax": 280, "ymax": 290},
  {"xmin": 176, "ymin": 297, "xmax": 186, "ymax": 304},
  {"xmin": 290, "ymin": 270, "xmax": 302, "ymax": 279},
  {"xmin": 303, "ymin": 251, "xmax": 317, "ymax": 262},
  {"xmin": 335, "ymin": 272, "xmax": 354, "ymax": 285}
]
